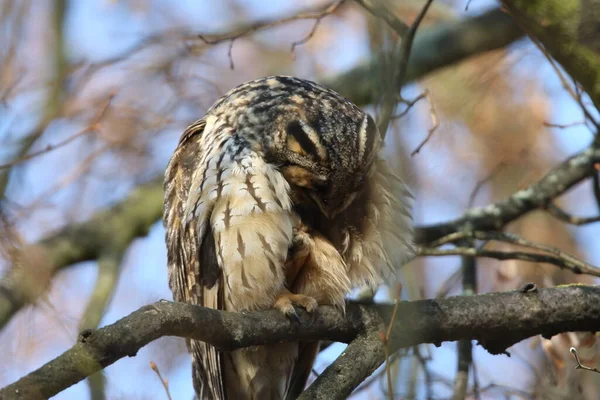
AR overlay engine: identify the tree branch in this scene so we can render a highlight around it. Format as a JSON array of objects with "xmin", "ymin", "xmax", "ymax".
[
  {"xmin": 2, "ymin": 285, "xmax": 600, "ymax": 399},
  {"xmin": 416, "ymin": 145, "xmax": 600, "ymax": 244},
  {"xmin": 298, "ymin": 325, "xmax": 385, "ymax": 400},
  {"xmin": 419, "ymin": 230, "xmax": 600, "ymax": 277},
  {"xmin": 353, "ymin": 0, "xmax": 408, "ymax": 36},
  {"xmin": 420, "ymin": 247, "xmax": 600, "ymax": 277},
  {"xmin": 545, "ymin": 202, "xmax": 600, "ymax": 225}
]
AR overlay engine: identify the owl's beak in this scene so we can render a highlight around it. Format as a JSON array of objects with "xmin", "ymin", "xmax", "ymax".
[
  {"xmin": 308, "ymin": 191, "xmax": 356, "ymax": 219},
  {"xmin": 328, "ymin": 192, "xmax": 358, "ymax": 219},
  {"xmin": 308, "ymin": 192, "xmax": 332, "ymax": 219}
]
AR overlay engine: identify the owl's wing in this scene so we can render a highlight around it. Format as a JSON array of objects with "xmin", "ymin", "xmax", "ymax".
[
  {"xmin": 164, "ymin": 116, "xmax": 296, "ymax": 399},
  {"xmin": 164, "ymin": 118, "xmax": 226, "ymax": 399}
]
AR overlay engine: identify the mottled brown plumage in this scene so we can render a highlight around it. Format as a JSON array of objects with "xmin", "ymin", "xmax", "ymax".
[{"xmin": 163, "ymin": 76, "xmax": 414, "ymax": 399}]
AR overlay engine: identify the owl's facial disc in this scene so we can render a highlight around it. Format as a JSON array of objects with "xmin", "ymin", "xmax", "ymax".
[
  {"xmin": 282, "ymin": 163, "xmax": 365, "ymax": 218},
  {"xmin": 279, "ymin": 117, "xmax": 373, "ymax": 218}
]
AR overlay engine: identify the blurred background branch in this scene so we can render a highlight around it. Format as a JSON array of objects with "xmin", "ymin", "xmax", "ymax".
[
  {"xmin": 0, "ymin": 180, "xmax": 162, "ymax": 329},
  {"xmin": 0, "ymin": 0, "xmax": 68, "ymax": 199},
  {"xmin": 501, "ymin": 0, "xmax": 600, "ymax": 111}
]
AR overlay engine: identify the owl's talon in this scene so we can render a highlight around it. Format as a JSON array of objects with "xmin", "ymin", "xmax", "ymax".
[
  {"xmin": 311, "ymin": 310, "xmax": 318, "ymax": 325},
  {"xmin": 274, "ymin": 290, "xmax": 318, "ymax": 324},
  {"xmin": 289, "ymin": 309, "xmax": 302, "ymax": 324}
]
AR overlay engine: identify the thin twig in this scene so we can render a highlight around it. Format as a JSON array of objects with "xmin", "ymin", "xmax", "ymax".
[
  {"xmin": 19, "ymin": 144, "xmax": 110, "ymax": 214},
  {"xmin": 477, "ymin": 231, "xmax": 598, "ymax": 274},
  {"xmin": 291, "ymin": 1, "xmax": 344, "ymax": 58},
  {"xmin": 385, "ymin": 283, "xmax": 402, "ymax": 340},
  {"xmin": 352, "ymin": 352, "xmax": 404, "ymax": 396},
  {"xmin": 570, "ymin": 347, "xmax": 600, "ymax": 374},
  {"xmin": 545, "ymin": 203, "xmax": 600, "ymax": 225},
  {"xmin": 419, "ymin": 247, "xmax": 600, "ymax": 278},
  {"xmin": 150, "ymin": 361, "xmax": 173, "ymax": 400},
  {"xmin": 538, "ymin": 45, "xmax": 599, "ymax": 131},
  {"xmin": 468, "ymin": 162, "xmax": 505, "ymax": 207},
  {"xmin": 391, "ymin": 91, "xmax": 428, "ymax": 119},
  {"xmin": 421, "ymin": 229, "xmax": 600, "ymax": 278},
  {"xmin": 592, "ymin": 169, "xmax": 600, "ymax": 213},
  {"xmin": 376, "ymin": 0, "xmax": 435, "ymax": 138},
  {"xmin": 435, "ymin": 268, "xmax": 463, "ymax": 298},
  {"xmin": 429, "ymin": 230, "xmax": 600, "ymax": 278},
  {"xmin": 198, "ymin": 0, "xmax": 345, "ymax": 69},
  {"xmin": 353, "ymin": 0, "xmax": 408, "ymax": 36},
  {"xmin": 379, "ymin": 330, "xmax": 393, "ymax": 400},
  {"xmin": 431, "ymin": 231, "xmax": 600, "ymax": 275},
  {"xmin": 414, "ymin": 346, "xmax": 433, "ymax": 400},
  {"xmin": 411, "ymin": 90, "xmax": 439, "ymax": 156},
  {"xmin": 472, "ymin": 360, "xmax": 481, "ymax": 400},
  {"xmin": 452, "ymin": 240, "xmax": 476, "ymax": 400},
  {"xmin": 428, "ymin": 231, "xmax": 471, "ymax": 248},
  {"xmin": 543, "ymin": 120, "xmax": 586, "ymax": 129},
  {"xmin": 395, "ymin": 0, "xmax": 435, "ymax": 96},
  {"xmin": 226, "ymin": 40, "xmax": 235, "ymax": 70},
  {"xmin": 0, "ymin": 94, "xmax": 114, "ymax": 170},
  {"xmin": 382, "ymin": 283, "xmax": 402, "ymax": 400},
  {"xmin": 469, "ymin": 382, "xmax": 533, "ymax": 398},
  {"xmin": 507, "ymin": 14, "xmax": 600, "ymax": 131}
]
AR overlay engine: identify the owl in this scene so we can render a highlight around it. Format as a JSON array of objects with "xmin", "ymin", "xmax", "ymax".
[{"xmin": 163, "ymin": 76, "xmax": 413, "ymax": 400}]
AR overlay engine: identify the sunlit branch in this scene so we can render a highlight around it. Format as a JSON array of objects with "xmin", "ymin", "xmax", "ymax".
[{"xmin": 2, "ymin": 285, "xmax": 600, "ymax": 400}]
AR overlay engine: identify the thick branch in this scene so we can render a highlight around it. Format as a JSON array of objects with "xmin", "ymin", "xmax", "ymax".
[
  {"xmin": 299, "ymin": 324, "xmax": 385, "ymax": 400},
  {"xmin": 2, "ymin": 285, "xmax": 600, "ymax": 399}
]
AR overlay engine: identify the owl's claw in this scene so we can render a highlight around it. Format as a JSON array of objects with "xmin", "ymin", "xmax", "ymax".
[
  {"xmin": 274, "ymin": 290, "xmax": 318, "ymax": 325},
  {"xmin": 288, "ymin": 309, "xmax": 302, "ymax": 324}
]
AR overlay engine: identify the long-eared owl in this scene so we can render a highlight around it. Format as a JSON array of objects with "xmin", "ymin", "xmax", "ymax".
[{"xmin": 163, "ymin": 76, "xmax": 414, "ymax": 399}]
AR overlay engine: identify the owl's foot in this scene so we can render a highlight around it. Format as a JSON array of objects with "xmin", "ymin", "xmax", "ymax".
[{"xmin": 274, "ymin": 289, "xmax": 318, "ymax": 325}]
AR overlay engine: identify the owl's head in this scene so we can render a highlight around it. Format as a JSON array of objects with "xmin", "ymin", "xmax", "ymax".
[
  {"xmin": 277, "ymin": 111, "xmax": 382, "ymax": 219},
  {"xmin": 207, "ymin": 76, "xmax": 383, "ymax": 218}
]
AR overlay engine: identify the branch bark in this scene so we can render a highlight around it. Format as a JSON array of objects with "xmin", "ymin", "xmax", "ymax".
[
  {"xmin": 298, "ymin": 322, "xmax": 385, "ymax": 400},
  {"xmin": 2, "ymin": 285, "xmax": 600, "ymax": 400}
]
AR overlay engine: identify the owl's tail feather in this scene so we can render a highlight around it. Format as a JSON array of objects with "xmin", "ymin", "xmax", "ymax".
[
  {"xmin": 221, "ymin": 342, "xmax": 301, "ymax": 400},
  {"xmin": 285, "ymin": 341, "xmax": 320, "ymax": 400},
  {"xmin": 192, "ymin": 359, "xmax": 213, "ymax": 400}
]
